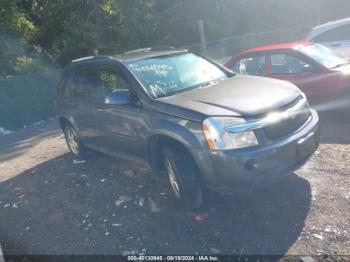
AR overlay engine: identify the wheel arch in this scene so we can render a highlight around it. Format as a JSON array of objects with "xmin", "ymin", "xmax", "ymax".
[
  {"xmin": 147, "ymin": 133, "xmax": 203, "ymax": 177},
  {"xmin": 58, "ymin": 116, "xmax": 80, "ymax": 135}
]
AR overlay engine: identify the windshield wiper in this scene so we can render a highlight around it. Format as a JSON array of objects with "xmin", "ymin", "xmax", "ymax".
[
  {"xmin": 157, "ymin": 77, "xmax": 225, "ymax": 98},
  {"xmin": 332, "ymin": 60, "xmax": 350, "ymax": 69},
  {"xmin": 198, "ymin": 77, "xmax": 228, "ymax": 88},
  {"xmin": 332, "ymin": 63, "xmax": 346, "ymax": 69},
  {"xmin": 199, "ymin": 80, "xmax": 218, "ymax": 88}
]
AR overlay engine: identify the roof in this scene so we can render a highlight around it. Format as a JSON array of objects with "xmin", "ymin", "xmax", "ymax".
[
  {"xmin": 237, "ymin": 41, "xmax": 311, "ymax": 56},
  {"xmin": 306, "ymin": 17, "xmax": 350, "ymax": 40}
]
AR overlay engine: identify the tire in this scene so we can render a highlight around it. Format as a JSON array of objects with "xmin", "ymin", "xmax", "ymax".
[
  {"xmin": 63, "ymin": 124, "xmax": 87, "ymax": 159},
  {"xmin": 162, "ymin": 144, "xmax": 203, "ymax": 210}
]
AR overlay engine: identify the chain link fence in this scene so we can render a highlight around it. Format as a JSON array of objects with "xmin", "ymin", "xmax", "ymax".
[{"xmin": 0, "ymin": 72, "xmax": 59, "ymax": 130}]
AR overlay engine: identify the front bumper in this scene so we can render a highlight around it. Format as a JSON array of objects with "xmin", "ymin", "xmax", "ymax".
[{"xmin": 195, "ymin": 109, "xmax": 320, "ymax": 194}]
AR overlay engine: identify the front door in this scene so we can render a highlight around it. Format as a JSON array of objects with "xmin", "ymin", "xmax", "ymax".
[
  {"xmin": 92, "ymin": 66, "xmax": 149, "ymax": 162},
  {"xmin": 267, "ymin": 52, "xmax": 327, "ymax": 105}
]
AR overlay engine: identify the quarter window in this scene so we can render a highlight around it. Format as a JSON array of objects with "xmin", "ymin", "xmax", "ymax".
[{"xmin": 232, "ymin": 56, "xmax": 265, "ymax": 76}]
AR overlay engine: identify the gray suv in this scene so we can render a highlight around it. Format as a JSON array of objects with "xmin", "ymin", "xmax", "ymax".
[{"xmin": 56, "ymin": 48, "xmax": 320, "ymax": 209}]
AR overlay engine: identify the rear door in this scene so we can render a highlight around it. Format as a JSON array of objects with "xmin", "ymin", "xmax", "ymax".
[
  {"xmin": 229, "ymin": 54, "xmax": 267, "ymax": 76},
  {"xmin": 67, "ymin": 64, "xmax": 100, "ymax": 145}
]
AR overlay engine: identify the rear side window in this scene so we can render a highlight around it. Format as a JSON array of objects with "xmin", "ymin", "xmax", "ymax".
[
  {"xmin": 57, "ymin": 72, "xmax": 68, "ymax": 95},
  {"xmin": 73, "ymin": 66, "xmax": 97, "ymax": 89},
  {"xmin": 57, "ymin": 70, "xmax": 75, "ymax": 96},
  {"xmin": 232, "ymin": 55, "xmax": 265, "ymax": 76},
  {"xmin": 313, "ymin": 24, "xmax": 350, "ymax": 42},
  {"xmin": 69, "ymin": 65, "xmax": 98, "ymax": 96}
]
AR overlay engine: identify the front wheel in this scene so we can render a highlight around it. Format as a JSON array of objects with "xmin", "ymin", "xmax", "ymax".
[{"xmin": 162, "ymin": 145, "xmax": 203, "ymax": 210}]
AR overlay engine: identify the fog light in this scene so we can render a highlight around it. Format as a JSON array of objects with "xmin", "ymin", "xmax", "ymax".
[{"xmin": 244, "ymin": 159, "xmax": 258, "ymax": 171}]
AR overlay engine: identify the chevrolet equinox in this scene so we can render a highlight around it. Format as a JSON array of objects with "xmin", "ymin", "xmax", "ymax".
[{"xmin": 56, "ymin": 48, "xmax": 320, "ymax": 209}]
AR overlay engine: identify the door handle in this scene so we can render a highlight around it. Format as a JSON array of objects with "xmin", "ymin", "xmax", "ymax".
[{"xmin": 96, "ymin": 108, "xmax": 104, "ymax": 112}]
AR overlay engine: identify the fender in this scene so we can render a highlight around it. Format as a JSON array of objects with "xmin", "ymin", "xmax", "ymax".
[{"xmin": 149, "ymin": 115, "xmax": 204, "ymax": 151}]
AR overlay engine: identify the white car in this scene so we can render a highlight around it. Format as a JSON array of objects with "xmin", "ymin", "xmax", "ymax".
[{"xmin": 306, "ymin": 17, "xmax": 350, "ymax": 57}]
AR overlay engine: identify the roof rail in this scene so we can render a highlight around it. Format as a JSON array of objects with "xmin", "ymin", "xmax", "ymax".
[
  {"xmin": 123, "ymin": 48, "xmax": 152, "ymax": 54},
  {"xmin": 71, "ymin": 56, "xmax": 95, "ymax": 63},
  {"xmin": 123, "ymin": 46, "xmax": 183, "ymax": 55},
  {"xmin": 150, "ymin": 46, "xmax": 176, "ymax": 51},
  {"xmin": 71, "ymin": 55, "xmax": 113, "ymax": 63}
]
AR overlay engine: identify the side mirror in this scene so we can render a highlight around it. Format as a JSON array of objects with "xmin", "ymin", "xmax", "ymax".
[{"xmin": 105, "ymin": 90, "xmax": 131, "ymax": 105}]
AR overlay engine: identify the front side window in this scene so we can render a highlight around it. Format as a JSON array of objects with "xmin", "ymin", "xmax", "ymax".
[
  {"xmin": 127, "ymin": 53, "xmax": 228, "ymax": 98},
  {"xmin": 232, "ymin": 56, "xmax": 265, "ymax": 76},
  {"xmin": 98, "ymin": 70, "xmax": 129, "ymax": 95},
  {"xmin": 270, "ymin": 53, "xmax": 316, "ymax": 75}
]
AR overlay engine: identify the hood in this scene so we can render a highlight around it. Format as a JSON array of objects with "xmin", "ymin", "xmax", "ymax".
[{"xmin": 153, "ymin": 75, "xmax": 302, "ymax": 122}]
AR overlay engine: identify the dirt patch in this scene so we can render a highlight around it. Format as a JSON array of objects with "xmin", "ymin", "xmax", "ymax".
[{"xmin": 0, "ymin": 113, "xmax": 349, "ymax": 256}]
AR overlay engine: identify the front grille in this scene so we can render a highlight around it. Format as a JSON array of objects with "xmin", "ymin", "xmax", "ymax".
[{"xmin": 264, "ymin": 100, "xmax": 311, "ymax": 141}]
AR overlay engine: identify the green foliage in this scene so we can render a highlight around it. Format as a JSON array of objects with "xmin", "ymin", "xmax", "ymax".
[
  {"xmin": 14, "ymin": 55, "xmax": 47, "ymax": 74},
  {"xmin": 0, "ymin": 0, "xmax": 37, "ymax": 39},
  {"xmin": 52, "ymin": 21, "xmax": 101, "ymax": 65},
  {"xmin": 3, "ymin": 0, "xmax": 350, "ymax": 71},
  {"xmin": 1, "ymin": 0, "xmax": 349, "ymax": 61},
  {"xmin": 1, "ymin": 0, "xmax": 350, "ymax": 129}
]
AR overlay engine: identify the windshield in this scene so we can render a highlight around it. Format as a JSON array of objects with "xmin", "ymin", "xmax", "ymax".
[
  {"xmin": 299, "ymin": 44, "xmax": 348, "ymax": 69},
  {"xmin": 127, "ymin": 53, "xmax": 228, "ymax": 98}
]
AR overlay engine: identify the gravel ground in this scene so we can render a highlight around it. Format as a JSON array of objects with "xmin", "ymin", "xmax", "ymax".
[{"xmin": 0, "ymin": 112, "xmax": 349, "ymax": 257}]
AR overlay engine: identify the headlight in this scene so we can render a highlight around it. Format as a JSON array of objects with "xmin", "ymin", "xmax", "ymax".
[{"xmin": 203, "ymin": 117, "xmax": 259, "ymax": 150}]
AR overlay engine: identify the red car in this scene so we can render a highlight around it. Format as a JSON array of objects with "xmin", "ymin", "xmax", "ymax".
[{"xmin": 225, "ymin": 41, "xmax": 350, "ymax": 106}]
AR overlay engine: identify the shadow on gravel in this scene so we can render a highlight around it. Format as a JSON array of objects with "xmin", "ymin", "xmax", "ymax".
[
  {"xmin": 318, "ymin": 111, "xmax": 350, "ymax": 145},
  {"xmin": 0, "ymin": 152, "xmax": 311, "ymax": 255},
  {"xmin": 0, "ymin": 120, "xmax": 62, "ymax": 163}
]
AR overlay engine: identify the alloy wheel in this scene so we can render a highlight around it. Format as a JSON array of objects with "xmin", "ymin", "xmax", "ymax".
[
  {"xmin": 165, "ymin": 158, "xmax": 181, "ymax": 199},
  {"xmin": 65, "ymin": 127, "xmax": 79, "ymax": 154}
]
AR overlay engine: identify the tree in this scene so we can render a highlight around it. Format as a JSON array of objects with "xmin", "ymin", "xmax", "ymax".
[{"xmin": 2, "ymin": 0, "xmax": 350, "ymax": 73}]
